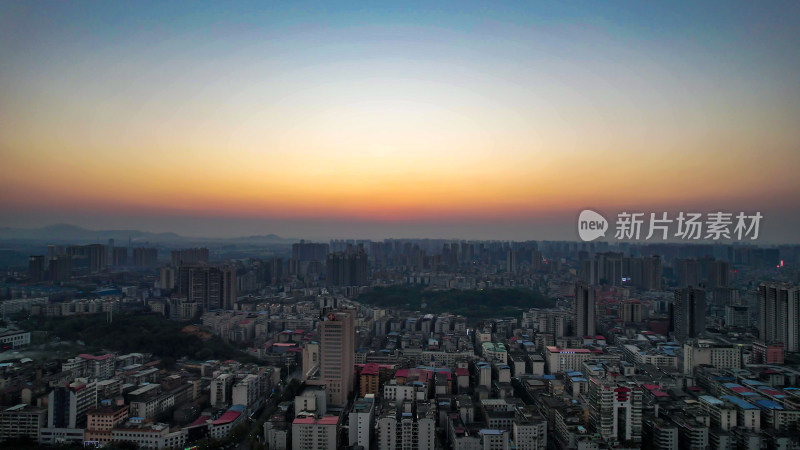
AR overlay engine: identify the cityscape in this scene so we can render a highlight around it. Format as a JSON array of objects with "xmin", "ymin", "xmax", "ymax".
[{"xmin": 2, "ymin": 2, "xmax": 800, "ymax": 450}]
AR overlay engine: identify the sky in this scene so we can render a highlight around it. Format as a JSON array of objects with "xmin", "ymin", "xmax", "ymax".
[{"xmin": 1, "ymin": 1, "xmax": 799, "ymax": 242}]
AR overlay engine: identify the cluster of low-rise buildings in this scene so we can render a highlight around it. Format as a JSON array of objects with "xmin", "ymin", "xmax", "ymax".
[{"xmin": 0, "ymin": 351, "xmax": 279, "ymax": 448}]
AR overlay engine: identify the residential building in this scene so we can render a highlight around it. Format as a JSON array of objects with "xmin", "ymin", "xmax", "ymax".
[{"xmin": 319, "ymin": 310, "xmax": 355, "ymax": 406}]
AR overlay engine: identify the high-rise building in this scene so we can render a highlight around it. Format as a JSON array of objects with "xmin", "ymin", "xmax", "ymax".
[
  {"xmin": 676, "ymin": 258, "xmax": 728, "ymax": 289},
  {"xmin": 528, "ymin": 309, "xmax": 572, "ymax": 338},
  {"xmin": 319, "ymin": 310, "xmax": 355, "ymax": 406},
  {"xmin": 28, "ymin": 255, "xmax": 45, "ymax": 282},
  {"xmin": 170, "ymin": 248, "xmax": 209, "ymax": 267},
  {"xmin": 575, "ymin": 282, "xmax": 596, "ymax": 338},
  {"xmin": 221, "ymin": 267, "xmax": 238, "ymax": 310},
  {"xmin": 707, "ymin": 260, "xmax": 730, "ymax": 288},
  {"xmin": 268, "ymin": 257, "xmax": 284, "ymax": 285},
  {"xmin": 712, "ymin": 287, "xmax": 739, "ymax": 307},
  {"xmin": 132, "ymin": 248, "xmax": 158, "ymax": 268},
  {"xmin": 292, "ymin": 241, "xmax": 329, "ymax": 262},
  {"xmin": 160, "ymin": 267, "xmax": 175, "ymax": 290},
  {"xmin": 637, "ymin": 255, "xmax": 663, "ymax": 290},
  {"xmin": 507, "ymin": 250, "xmax": 518, "ymax": 274},
  {"xmin": 580, "ymin": 252, "xmax": 623, "ymax": 286},
  {"xmin": 673, "ymin": 287, "xmax": 706, "ymax": 342},
  {"xmin": 291, "ymin": 241, "xmax": 329, "ymax": 276},
  {"xmin": 326, "ymin": 249, "xmax": 368, "ymax": 287},
  {"xmin": 85, "ymin": 244, "xmax": 108, "ymax": 273},
  {"xmin": 531, "ymin": 249, "xmax": 543, "ymax": 272},
  {"xmin": 176, "ymin": 266, "xmax": 238, "ymax": 311},
  {"xmin": 176, "ymin": 265, "xmax": 237, "ymax": 312},
  {"xmin": 758, "ymin": 283, "xmax": 800, "ymax": 353},
  {"xmin": 48, "ymin": 255, "xmax": 72, "ymax": 282},
  {"xmin": 192, "ymin": 266, "xmax": 220, "ymax": 310},
  {"xmin": 676, "ymin": 259, "xmax": 701, "ymax": 288},
  {"xmin": 112, "ymin": 247, "xmax": 128, "ymax": 267},
  {"xmin": 588, "ymin": 378, "xmax": 642, "ymax": 444}
]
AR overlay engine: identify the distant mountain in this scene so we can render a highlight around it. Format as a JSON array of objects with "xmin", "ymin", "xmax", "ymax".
[
  {"xmin": 0, "ymin": 224, "xmax": 184, "ymax": 243},
  {"xmin": 0, "ymin": 224, "xmax": 295, "ymax": 244}
]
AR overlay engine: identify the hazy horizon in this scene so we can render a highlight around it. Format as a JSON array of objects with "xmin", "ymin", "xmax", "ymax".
[{"xmin": 1, "ymin": 212, "xmax": 797, "ymax": 245}]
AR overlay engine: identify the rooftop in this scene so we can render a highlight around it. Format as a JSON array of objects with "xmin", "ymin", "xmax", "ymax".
[
  {"xmin": 546, "ymin": 346, "xmax": 591, "ymax": 354},
  {"xmin": 293, "ymin": 415, "xmax": 340, "ymax": 425}
]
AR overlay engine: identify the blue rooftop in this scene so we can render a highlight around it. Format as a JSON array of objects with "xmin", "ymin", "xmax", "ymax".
[
  {"xmin": 720, "ymin": 396, "xmax": 758, "ymax": 410},
  {"xmin": 480, "ymin": 429, "xmax": 504, "ymax": 435},
  {"xmin": 700, "ymin": 395, "xmax": 723, "ymax": 405},
  {"xmin": 754, "ymin": 399, "xmax": 783, "ymax": 410}
]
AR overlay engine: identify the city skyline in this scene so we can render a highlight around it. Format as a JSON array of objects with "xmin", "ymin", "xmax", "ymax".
[{"xmin": 2, "ymin": 1, "xmax": 800, "ymax": 242}]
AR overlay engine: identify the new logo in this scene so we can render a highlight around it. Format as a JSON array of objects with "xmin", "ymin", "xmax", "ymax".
[{"xmin": 578, "ymin": 210, "xmax": 608, "ymax": 241}]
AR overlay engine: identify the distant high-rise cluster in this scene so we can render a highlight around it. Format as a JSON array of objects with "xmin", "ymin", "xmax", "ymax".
[
  {"xmin": 170, "ymin": 248, "xmax": 209, "ymax": 267},
  {"xmin": 111, "ymin": 247, "xmax": 128, "ymax": 267},
  {"xmin": 580, "ymin": 252, "xmax": 662, "ymax": 290},
  {"xmin": 326, "ymin": 247, "xmax": 369, "ymax": 287},
  {"xmin": 27, "ymin": 244, "xmax": 159, "ymax": 281},
  {"xmin": 292, "ymin": 241, "xmax": 329, "ymax": 263},
  {"xmin": 132, "ymin": 247, "xmax": 158, "ymax": 268},
  {"xmin": 676, "ymin": 258, "xmax": 730, "ymax": 288}
]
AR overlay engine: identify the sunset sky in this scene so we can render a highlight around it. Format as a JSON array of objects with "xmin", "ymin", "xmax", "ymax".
[{"xmin": 1, "ymin": 1, "xmax": 799, "ymax": 241}]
